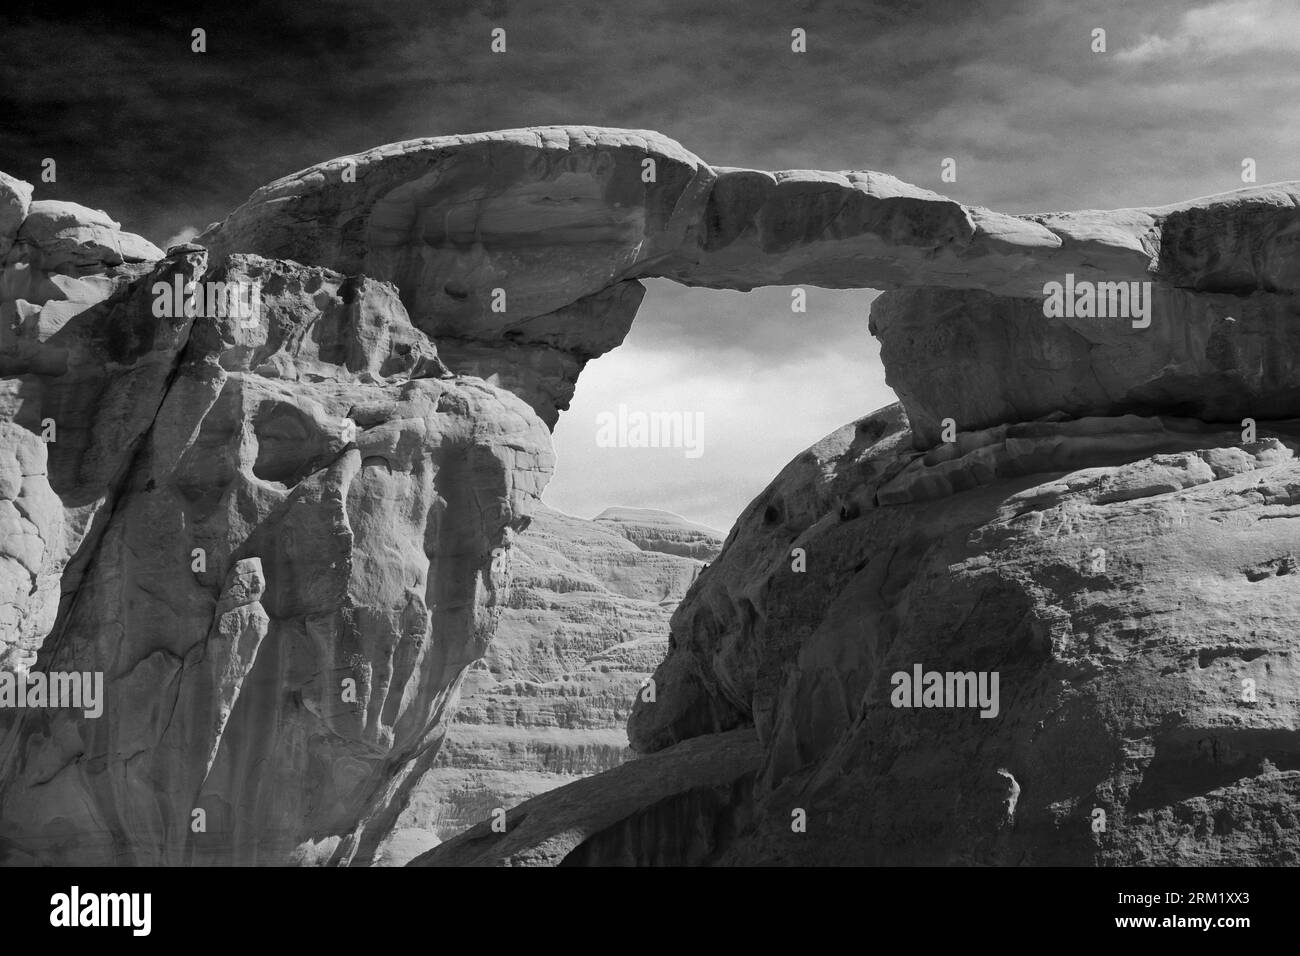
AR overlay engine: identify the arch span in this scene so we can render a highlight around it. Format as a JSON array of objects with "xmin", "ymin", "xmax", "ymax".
[{"xmin": 199, "ymin": 125, "xmax": 1300, "ymax": 445}]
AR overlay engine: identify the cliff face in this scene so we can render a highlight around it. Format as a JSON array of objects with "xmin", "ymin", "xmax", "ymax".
[
  {"xmin": 5, "ymin": 126, "xmax": 1300, "ymax": 866},
  {"xmin": 0, "ymin": 193, "xmax": 552, "ymax": 865},
  {"xmin": 374, "ymin": 504, "xmax": 720, "ymax": 865},
  {"xmin": 628, "ymin": 408, "xmax": 1300, "ymax": 866}
]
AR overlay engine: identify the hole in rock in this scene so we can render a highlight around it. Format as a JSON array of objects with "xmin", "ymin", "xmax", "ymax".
[
  {"xmin": 421, "ymin": 281, "xmax": 898, "ymax": 851},
  {"xmin": 1196, "ymin": 646, "xmax": 1269, "ymax": 669},
  {"xmin": 545, "ymin": 280, "xmax": 896, "ymax": 533},
  {"xmin": 252, "ymin": 402, "xmax": 335, "ymax": 486}
]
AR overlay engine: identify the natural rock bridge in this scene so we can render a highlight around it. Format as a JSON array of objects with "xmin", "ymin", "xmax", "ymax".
[{"xmin": 2, "ymin": 127, "xmax": 1299, "ymax": 865}]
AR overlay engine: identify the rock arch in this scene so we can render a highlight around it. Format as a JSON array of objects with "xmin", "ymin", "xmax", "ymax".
[
  {"xmin": 199, "ymin": 125, "xmax": 1300, "ymax": 442},
  {"xmin": 5, "ymin": 126, "xmax": 1300, "ymax": 866}
]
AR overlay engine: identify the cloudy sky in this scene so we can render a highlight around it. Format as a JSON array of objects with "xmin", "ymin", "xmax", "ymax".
[{"xmin": 3, "ymin": 0, "xmax": 1296, "ymax": 530}]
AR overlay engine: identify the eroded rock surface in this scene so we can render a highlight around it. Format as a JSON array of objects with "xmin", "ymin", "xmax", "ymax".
[
  {"xmin": 0, "ymin": 199, "xmax": 552, "ymax": 864},
  {"xmin": 198, "ymin": 127, "xmax": 1300, "ymax": 438},
  {"xmin": 711, "ymin": 409, "xmax": 1300, "ymax": 865},
  {"xmin": 426, "ymin": 406, "xmax": 1300, "ymax": 866},
  {"xmin": 6, "ymin": 126, "xmax": 1300, "ymax": 867}
]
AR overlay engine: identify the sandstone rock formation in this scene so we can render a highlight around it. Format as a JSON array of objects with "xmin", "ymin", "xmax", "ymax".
[
  {"xmin": 5, "ymin": 125, "xmax": 1300, "ymax": 866},
  {"xmin": 197, "ymin": 127, "xmax": 1300, "ymax": 441},
  {"xmin": 428, "ymin": 405, "xmax": 1300, "ymax": 866},
  {"xmin": 0, "ymin": 198, "xmax": 552, "ymax": 865},
  {"xmin": 374, "ymin": 503, "xmax": 720, "ymax": 865}
]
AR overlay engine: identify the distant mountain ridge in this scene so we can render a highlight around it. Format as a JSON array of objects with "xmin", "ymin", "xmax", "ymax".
[
  {"xmin": 592, "ymin": 507, "xmax": 727, "ymax": 561},
  {"xmin": 374, "ymin": 503, "xmax": 723, "ymax": 865}
]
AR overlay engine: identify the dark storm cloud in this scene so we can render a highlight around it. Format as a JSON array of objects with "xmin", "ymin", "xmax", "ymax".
[
  {"xmin": 2, "ymin": 0, "xmax": 1296, "ymax": 312},
  {"xmin": 0, "ymin": 1, "xmax": 1196, "ymax": 235}
]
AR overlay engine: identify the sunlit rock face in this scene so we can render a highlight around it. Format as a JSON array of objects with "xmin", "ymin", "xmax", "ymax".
[{"xmin": 0, "ymin": 228, "xmax": 551, "ymax": 865}]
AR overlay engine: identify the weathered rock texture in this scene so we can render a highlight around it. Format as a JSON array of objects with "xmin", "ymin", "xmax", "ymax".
[
  {"xmin": 374, "ymin": 503, "xmax": 720, "ymax": 865},
  {"xmin": 1, "ymin": 201, "xmax": 552, "ymax": 865},
  {"xmin": 197, "ymin": 127, "xmax": 1300, "ymax": 442},
  {"xmin": 5, "ymin": 125, "xmax": 1300, "ymax": 866},
  {"xmin": 429, "ymin": 406, "xmax": 1300, "ymax": 866}
]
